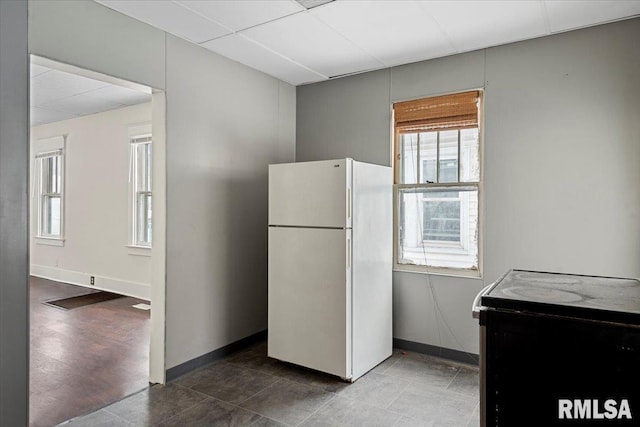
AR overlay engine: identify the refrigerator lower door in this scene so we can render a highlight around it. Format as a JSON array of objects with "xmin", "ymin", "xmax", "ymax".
[{"xmin": 268, "ymin": 226, "xmax": 352, "ymax": 379}]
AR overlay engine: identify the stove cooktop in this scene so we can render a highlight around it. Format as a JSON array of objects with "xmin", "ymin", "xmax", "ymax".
[{"xmin": 481, "ymin": 270, "xmax": 640, "ymax": 324}]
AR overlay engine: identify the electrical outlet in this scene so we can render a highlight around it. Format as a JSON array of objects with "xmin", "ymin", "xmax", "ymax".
[{"xmin": 90, "ymin": 276, "xmax": 95, "ymax": 285}]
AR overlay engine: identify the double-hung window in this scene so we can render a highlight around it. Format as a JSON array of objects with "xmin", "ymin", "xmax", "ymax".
[
  {"xmin": 130, "ymin": 134, "xmax": 152, "ymax": 247},
  {"xmin": 35, "ymin": 136, "xmax": 65, "ymax": 244},
  {"xmin": 394, "ymin": 91, "xmax": 482, "ymax": 276}
]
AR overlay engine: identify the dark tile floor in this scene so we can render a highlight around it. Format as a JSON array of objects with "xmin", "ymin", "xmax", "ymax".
[
  {"xmin": 30, "ymin": 277, "xmax": 151, "ymax": 427},
  {"xmin": 63, "ymin": 342, "xmax": 479, "ymax": 426}
]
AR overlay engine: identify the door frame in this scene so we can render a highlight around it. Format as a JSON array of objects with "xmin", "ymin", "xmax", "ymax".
[{"xmin": 28, "ymin": 55, "xmax": 167, "ymax": 384}]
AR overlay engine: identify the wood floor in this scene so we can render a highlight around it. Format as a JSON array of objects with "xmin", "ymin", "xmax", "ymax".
[{"xmin": 29, "ymin": 276, "xmax": 150, "ymax": 427}]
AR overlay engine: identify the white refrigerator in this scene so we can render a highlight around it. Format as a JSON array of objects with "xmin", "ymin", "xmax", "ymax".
[{"xmin": 268, "ymin": 158, "xmax": 392, "ymax": 381}]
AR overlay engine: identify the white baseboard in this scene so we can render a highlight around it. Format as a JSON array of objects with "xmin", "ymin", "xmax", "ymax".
[{"xmin": 30, "ymin": 264, "xmax": 150, "ymax": 301}]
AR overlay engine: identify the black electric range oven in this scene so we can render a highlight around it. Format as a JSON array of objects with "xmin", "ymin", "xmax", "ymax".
[{"xmin": 473, "ymin": 270, "xmax": 640, "ymax": 427}]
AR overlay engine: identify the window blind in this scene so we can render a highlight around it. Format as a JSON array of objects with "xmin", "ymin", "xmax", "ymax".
[
  {"xmin": 130, "ymin": 135, "xmax": 152, "ymax": 144},
  {"xmin": 394, "ymin": 91, "xmax": 480, "ymax": 133},
  {"xmin": 35, "ymin": 149, "xmax": 63, "ymax": 159}
]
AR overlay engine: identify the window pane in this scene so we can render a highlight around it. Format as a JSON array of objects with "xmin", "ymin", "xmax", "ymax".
[
  {"xmin": 423, "ymin": 192, "xmax": 460, "ymax": 241},
  {"xmin": 134, "ymin": 142, "xmax": 152, "ymax": 191},
  {"xmin": 135, "ymin": 144, "xmax": 146, "ymax": 191},
  {"xmin": 438, "ymin": 130, "xmax": 458, "ymax": 183},
  {"xmin": 42, "ymin": 155, "xmax": 62, "ymax": 195},
  {"xmin": 419, "ymin": 132, "xmax": 437, "ymax": 183},
  {"xmin": 400, "ymin": 133, "xmax": 418, "ymax": 184},
  {"xmin": 146, "ymin": 195, "xmax": 152, "ymax": 244},
  {"xmin": 132, "ymin": 140, "xmax": 152, "ymax": 246},
  {"xmin": 136, "ymin": 193, "xmax": 152, "ymax": 245},
  {"xmin": 398, "ymin": 187, "xmax": 478, "ymax": 270},
  {"xmin": 145, "ymin": 143, "xmax": 152, "ymax": 190},
  {"xmin": 460, "ymin": 128, "xmax": 480, "ymax": 182},
  {"xmin": 52, "ymin": 156, "xmax": 59, "ymax": 193},
  {"xmin": 44, "ymin": 195, "xmax": 61, "ymax": 236},
  {"xmin": 42, "ymin": 157, "xmax": 52, "ymax": 193}
]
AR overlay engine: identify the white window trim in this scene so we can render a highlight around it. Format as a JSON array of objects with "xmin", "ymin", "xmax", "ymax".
[
  {"xmin": 35, "ymin": 236, "xmax": 65, "ymax": 247},
  {"xmin": 126, "ymin": 245, "xmax": 152, "ymax": 257},
  {"xmin": 127, "ymin": 123, "xmax": 152, "ymax": 253},
  {"xmin": 33, "ymin": 135, "xmax": 66, "ymax": 246},
  {"xmin": 392, "ymin": 91, "xmax": 484, "ymax": 278}
]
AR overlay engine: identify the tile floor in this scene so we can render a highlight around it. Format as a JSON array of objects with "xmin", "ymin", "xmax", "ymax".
[
  {"xmin": 63, "ymin": 342, "xmax": 479, "ymax": 426},
  {"xmin": 30, "ymin": 277, "xmax": 151, "ymax": 427}
]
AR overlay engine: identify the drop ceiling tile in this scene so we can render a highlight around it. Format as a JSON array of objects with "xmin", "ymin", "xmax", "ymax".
[
  {"xmin": 31, "ymin": 107, "xmax": 80, "ymax": 127},
  {"xmin": 241, "ymin": 11, "xmax": 384, "ymax": 78},
  {"xmin": 40, "ymin": 94, "xmax": 124, "ymax": 116},
  {"xmin": 178, "ymin": 0, "xmax": 304, "ymax": 32},
  {"xmin": 30, "ymin": 63, "xmax": 51, "ymax": 79},
  {"xmin": 312, "ymin": 0, "xmax": 455, "ymax": 68},
  {"xmin": 544, "ymin": 1, "xmax": 640, "ymax": 33},
  {"xmin": 202, "ymin": 34, "xmax": 326, "ymax": 85},
  {"xmin": 422, "ymin": 1, "xmax": 548, "ymax": 52},
  {"xmin": 88, "ymin": 85, "xmax": 152, "ymax": 106},
  {"xmin": 31, "ymin": 70, "xmax": 111, "ymax": 106},
  {"xmin": 97, "ymin": 0, "xmax": 230, "ymax": 43}
]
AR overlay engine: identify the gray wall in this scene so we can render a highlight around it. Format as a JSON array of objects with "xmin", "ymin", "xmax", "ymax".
[
  {"xmin": 297, "ymin": 18, "xmax": 640, "ymax": 355},
  {"xmin": 165, "ymin": 35, "xmax": 295, "ymax": 367},
  {"xmin": 29, "ymin": 0, "xmax": 296, "ymax": 371},
  {"xmin": 30, "ymin": 0, "xmax": 166, "ymax": 90},
  {"xmin": 0, "ymin": 0, "xmax": 29, "ymax": 424}
]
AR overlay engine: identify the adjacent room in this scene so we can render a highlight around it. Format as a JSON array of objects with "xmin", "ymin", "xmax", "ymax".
[
  {"xmin": 28, "ymin": 57, "xmax": 161, "ymax": 426},
  {"xmin": 0, "ymin": 1, "xmax": 638, "ymax": 426}
]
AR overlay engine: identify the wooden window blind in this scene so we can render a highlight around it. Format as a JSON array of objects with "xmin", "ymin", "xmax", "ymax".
[{"xmin": 394, "ymin": 90, "xmax": 480, "ymax": 133}]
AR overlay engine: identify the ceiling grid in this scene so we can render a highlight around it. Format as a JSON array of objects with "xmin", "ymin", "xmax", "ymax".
[{"xmin": 85, "ymin": 1, "xmax": 640, "ymax": 85}]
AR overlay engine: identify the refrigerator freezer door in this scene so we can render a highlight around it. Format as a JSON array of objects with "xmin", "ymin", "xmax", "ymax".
[
  {"xmin": 269, "ymin": 159, "xmax": 351, "ymax": 228},
  {"xmin": 268, "ymin": 226, "xmax": 351, "ymax": 379}
]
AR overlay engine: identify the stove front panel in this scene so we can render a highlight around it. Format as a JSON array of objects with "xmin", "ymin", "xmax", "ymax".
[{"xmin": 484, "ymin": 309, "xmax": 640, "ymax": 426}]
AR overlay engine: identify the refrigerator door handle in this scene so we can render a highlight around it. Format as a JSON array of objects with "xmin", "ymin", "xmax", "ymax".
[
  {"xmin": 347, "ymin": 237, "xmax": 351, "ymax": 268},
  {"xmin": 347, "ymin": 188, "xmax": 352, "ymax": 221}
]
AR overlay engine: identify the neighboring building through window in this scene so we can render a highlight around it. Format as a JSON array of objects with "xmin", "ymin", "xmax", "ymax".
[
  {"xmin": 394, "ymin": 91, "xmax": 481, "ymax": 275},
  {"xmin": 131, "ymin": 134, "xmax": 152, "ymax": 247},
  {"xmin": 34, "ymin": 136, "xmax": 65, "ymax": 245}
]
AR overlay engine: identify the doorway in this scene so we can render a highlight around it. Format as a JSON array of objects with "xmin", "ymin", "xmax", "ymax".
[{"xmin": 28, "ymin": 55, "xmax": 166, "ymax": 426}]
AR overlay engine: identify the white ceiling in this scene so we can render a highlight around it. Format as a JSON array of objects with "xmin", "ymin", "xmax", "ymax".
[
  {"xmin": 31, "ymin": 63, "xmax": 151, "ymax": 127},
  {"xmin": 96, "ymin": 0, "xmax": 640, "ymax": 86}
]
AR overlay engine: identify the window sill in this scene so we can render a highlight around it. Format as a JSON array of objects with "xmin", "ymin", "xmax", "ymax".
[
  {"xmin": 35, "ymin": 237, "xmax": 65, "ymax": 247},
  {"xmin": 126, "ymin": 245, "xmax": 152, "ymax": 257},
  {"xmin": 393, "ymin": 264, "xmax": 482, "ymax": 279}
]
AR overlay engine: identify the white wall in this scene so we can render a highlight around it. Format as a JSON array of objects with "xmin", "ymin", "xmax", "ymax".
[
  {"xmin": 29, "ymin": 0, "xmax": 296, "ymax": 372},
  {"xmin": 297, "ymin": 18, "xmax": 640, "ymax": 355},
  {"xmin": 30, "ymin": 103, "xmax": 153, "ymax": 299}
]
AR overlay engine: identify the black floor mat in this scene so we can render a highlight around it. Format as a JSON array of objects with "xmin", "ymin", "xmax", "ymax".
[{"xmin": 44, "ymin": 291, "xmax": 125, "ymax": 310}]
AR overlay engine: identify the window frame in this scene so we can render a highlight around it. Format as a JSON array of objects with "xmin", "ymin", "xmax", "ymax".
[
  {"xmin": 127, "ymin": 124, "xmax": 153, "ymax": 253},
  {"xmin": 392, "ymin": 91, "xmax": 484, "ymax": 278},
  {"xmin": 34, "ymin": 136, "xmax": 66, "ymax": 246}
]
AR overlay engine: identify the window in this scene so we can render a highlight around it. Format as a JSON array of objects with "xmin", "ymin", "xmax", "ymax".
[
  {"xmin": 394, "ymin": 91, "xmax": 481, "ymax": 275},
  {"xmin": 130, "ymin": 135, "xmax": 152, "ymax": 247},
  {"xmin": 35, "ymin": 136, "xmax": 65, "ymax": 244}
]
